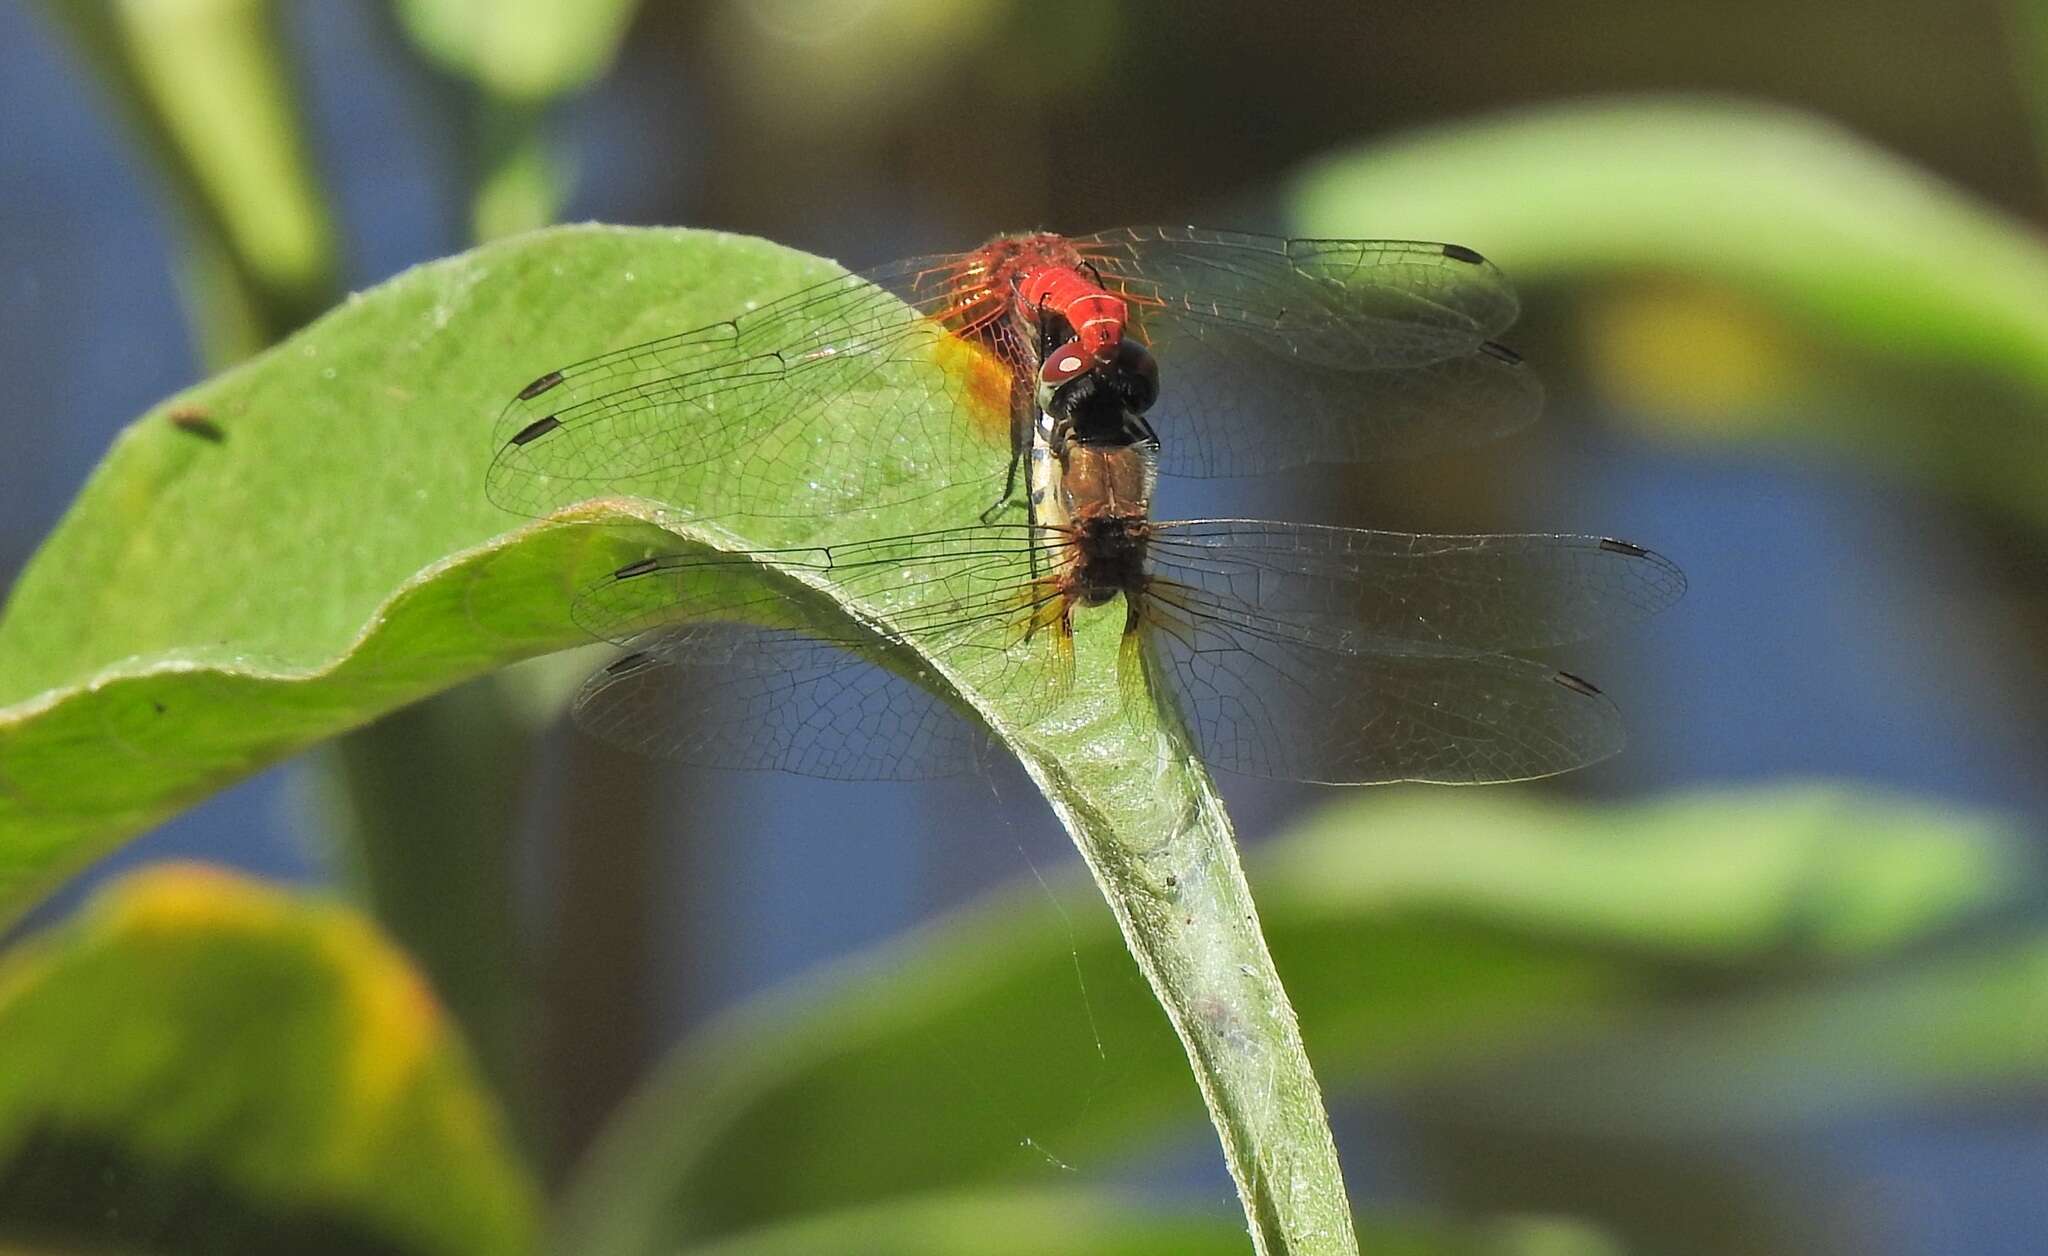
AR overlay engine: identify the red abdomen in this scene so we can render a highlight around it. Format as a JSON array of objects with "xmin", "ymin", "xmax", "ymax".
[{"xmin": 1017, "ymin": 265, "xmax": 1126, "ymax": 369}]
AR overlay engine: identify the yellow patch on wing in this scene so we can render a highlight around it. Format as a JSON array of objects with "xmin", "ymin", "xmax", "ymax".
[{"xmin": 928, "ymin": 331, "xmax": 1016, "ymax": 446}]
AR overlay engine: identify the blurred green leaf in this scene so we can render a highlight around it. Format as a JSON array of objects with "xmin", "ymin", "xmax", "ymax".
[
  {"xmin": 677, "ymin": 1189, "xmax": 1620, "ymax": 1256},
  {"xmin": 554, "ymin": 784, "xmax": 2026, "ymax": 1255},
  {"xmin": 0, "ymin": 227, "xmax": 829, "ymax": 922},
  {"xmin": 1265, "ymin": 784, "xmax": 2020, "ymax": 959},
  {"xmin": 1425, "ymin": 929, "xmax": 2048, "ymax": 1137},
  {"xmin": 391, "ymin": 0, "xmax": 643, "ymax": 238},
  {"xmin": 1291, "ymin": 98, "xmax": 2048, "ymax": 398},
  {"xmin": 41, "ymin": 0, "xmax": 339, "ymax": 362},
  {"xmin": 706, "ymin": 0, "xmax": 1025, "ymax": 134},
  {"xmin": 682, "ymin": 1191, "xmax": 1253, "ymax": 1256},
  {"xmin": 0, "ymin": 863, "xmax": 537, "ymax": 1255},
  {"xmin": 394, "ymin": 0, "xmax": 641, "ymax": 102}
]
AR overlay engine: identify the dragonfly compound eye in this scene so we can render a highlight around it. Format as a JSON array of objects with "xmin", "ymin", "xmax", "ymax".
[{"xmin": 1110, "ymin": 338, "xmax": 1159, "ymax": 413}]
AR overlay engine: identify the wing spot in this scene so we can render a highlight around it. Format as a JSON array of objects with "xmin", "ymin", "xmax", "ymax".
[
  {"xmin": 516, "ymin": 370, "xmax": 565, "ymax": 400},
  {"xmin": 1441, "ymin": 243, "xmax": 1487, "ymax": 265},
  {"xmin": 605, "ymin": 651, "xmax": 652, "ymax": 676},
  {"xmin": 1479, "ymin": 341, "xmax": 1523, "ymax": 365},
  {"xmin": 510, "ymin": 415, "xmax": 562, "ymax": 445},
  {"xmin": 1597, "ymin": 538, "xmax": 1649, "ymax": 558},
  {"xmin": 614, "ymin": 558, "xmax": 661, "ymax": 580},
  {"xmin": 1552, "ymin": 671, "xmax": 1604, "ymax": 698}
]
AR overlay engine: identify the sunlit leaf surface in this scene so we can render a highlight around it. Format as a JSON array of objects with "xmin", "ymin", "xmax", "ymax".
[
  {"xmin": 394, "ymin": 0, "xmax": 643, "ymax": 101},
  {"xmin": 0, "ymin": 864, "xmax": 537, "ymax": 1255},
  {"xmin": 0, "ymin": 228, "xmax": 890, "ymax": 923}
]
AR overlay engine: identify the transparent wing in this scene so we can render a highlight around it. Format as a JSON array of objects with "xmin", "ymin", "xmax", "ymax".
[
  {"xmin": 1145, "ymin": 522, "xmax": 1686, "ymax": 656},
  {"xmin": 574, "ymin": 624, "xmax": 986, "ymax": 780},
  {"xmin": 1077, "ymin": 227, "xmax": 1521, "ymax": 366},
  {"xmin": 487, "ymin": 253, "xmax": 1018, "ymax": 520},
  {"xmin": 1143, "ymin": 333, "xmax": 1539, "ymax": 478},
  {"xmin": 567, "ymin": 527, "xmax": 1074, "ymax": 776},
  {"xmin": 1141, "ymin": 592, "xmax": 1626, "ymax": 784},
  {"xmin": 1074, "ymin": 227, "xmax": 1542, "ymax": 475},
  {"xmin": 565, "ymin": 519, "xmax": 1675, "ymax": 784},
  {"xmin": 570, "ymin": 527, "xmax": 1061, "ymax": 646}
]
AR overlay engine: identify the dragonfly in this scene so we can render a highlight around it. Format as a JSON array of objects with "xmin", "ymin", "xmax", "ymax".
[
  {"xmin": 562, "ymin": 319, "xmax": 1683, "ymax": 784},
  {"xmin": 487, "ymin": 226, "xmax": 1541, "ymax": 524}
]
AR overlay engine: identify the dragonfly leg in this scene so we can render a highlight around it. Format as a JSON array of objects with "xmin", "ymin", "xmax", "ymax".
[
  {"xmin": 979, "ymin": 448, "xmax": 1023, "ymax": 525},
  {"xmin": 980, "ymin": 373, "xmax": 1039, "ymax": 524}
]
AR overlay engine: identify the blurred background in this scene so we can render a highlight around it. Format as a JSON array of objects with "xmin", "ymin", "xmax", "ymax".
[{"xmin": 2, "ymin": 2, "xmax": 2046, "ymax": 1254}]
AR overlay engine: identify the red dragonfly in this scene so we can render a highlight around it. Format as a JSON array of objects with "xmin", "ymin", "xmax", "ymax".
[
  {"xmin": 564, "ymin": 341, "xmax": 1682, "ymax": 784},
  {"xmin": 487, "ymin": 227, "xmax": 1539, "ymax": 523}
]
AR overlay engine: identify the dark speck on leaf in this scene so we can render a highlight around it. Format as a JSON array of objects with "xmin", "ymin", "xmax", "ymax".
[{"xmin": 167, "ymin": 407, "xmax": 225, "ymax": 443}]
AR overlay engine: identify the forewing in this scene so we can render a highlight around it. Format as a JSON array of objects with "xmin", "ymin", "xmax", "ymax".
[
  {"xmin": 488, "ymin": 253, "xmax": 1016, "ymax": 520},
  {"xmin": 1075, "ymin": 227, "xmax": 1540, "ymax": 476},
  {"xmin": 1146, "ymin": 522, "xmax": 1686, "ymax": 656},
  {"xmin": 1077, "ymin": 227, "xmax": 1522, "ymax": 366}
]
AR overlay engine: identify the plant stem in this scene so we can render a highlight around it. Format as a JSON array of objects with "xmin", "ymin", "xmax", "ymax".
[
  {"xmin": 325, "ymin": 679, "xmax": 539, "ymax": 1147},
  {"xmin": 472, "ymin": 93, "xmax": 562, "ymax": 243},
  {"xmin": 38, "ymin": 0, "xmax": 339, "ymax": 362}
]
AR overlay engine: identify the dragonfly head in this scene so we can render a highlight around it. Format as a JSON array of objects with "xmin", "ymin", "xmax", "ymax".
[{"xmin": 1039, "ymin": 337, "xmax": 1158, "ymax": 422}]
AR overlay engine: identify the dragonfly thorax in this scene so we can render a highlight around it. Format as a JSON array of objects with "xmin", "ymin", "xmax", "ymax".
[{"xmin": 1032, "ymin": 334, "xmax": 1161, "ymax": 536}]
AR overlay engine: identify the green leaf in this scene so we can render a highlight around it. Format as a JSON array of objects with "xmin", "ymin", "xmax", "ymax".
[
  {"xmin": 675, "ymin": 1189, "xmax": 1620, "ymax": 1256},
  {"xmin": 0, "ymin": 228, "xmax": 808, "ymax": 918},
  {"xmin": 1289, "ymin": 98, "xmax": 2048, "ymax": 398},
  {"xmin": 0, "ymin": 863, "xmax": 538, "ymax": 1255},
  {"xmin": 393, "ymin": 0, "xmax": 642, "ymax": 102},
  {"xmin": 553, "ymin": 784, "xmax": 2024, "ymax": 1254},
  {"xmin": 1424, "ymin": 929, "xmax": 2048, "ymax": 1138},
  {"xmin": 0, "ymin": 225, "xmax": 1356, "ymax": 1251}
]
